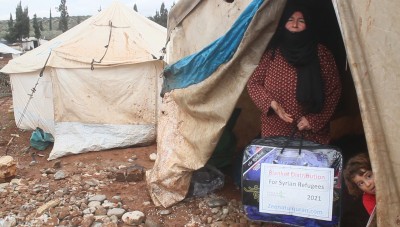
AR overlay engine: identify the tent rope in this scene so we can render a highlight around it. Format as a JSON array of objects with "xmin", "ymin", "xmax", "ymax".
[
  {"xmin": 91, "ymin": 21, "xmax": 113, "ymax": 70},
  {"xmin": 16, "ymin": 51, "xmax": 52, "ymax": 129},
  {"xmin": 6, "ymin": 51, "xmax": 51, "ymax": 155}
]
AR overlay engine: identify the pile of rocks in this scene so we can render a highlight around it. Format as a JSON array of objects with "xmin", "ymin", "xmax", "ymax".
[{"xmin": 0, "ymin": 156, "xmax": 271, "ymax": 226}]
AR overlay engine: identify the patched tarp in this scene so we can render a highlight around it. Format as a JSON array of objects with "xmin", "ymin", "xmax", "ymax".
[{"xmin": 147, "ymin": 0, "xmax": 286, "ymax": 207}]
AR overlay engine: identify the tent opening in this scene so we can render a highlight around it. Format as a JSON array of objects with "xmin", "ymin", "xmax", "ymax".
[{"xmin": 211, "ymin": 0, "xmax": 372, "ymax": 225}]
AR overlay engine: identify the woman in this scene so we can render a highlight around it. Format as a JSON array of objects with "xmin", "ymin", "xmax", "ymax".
[{"xmin": 247, "ymin": 3, "xmax": 341, "ymax": 144}]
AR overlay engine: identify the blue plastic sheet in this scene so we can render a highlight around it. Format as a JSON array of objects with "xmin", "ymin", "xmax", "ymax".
[{"xmin": 161, "ymin": 0, "xmax": 264, "ymax": 96}]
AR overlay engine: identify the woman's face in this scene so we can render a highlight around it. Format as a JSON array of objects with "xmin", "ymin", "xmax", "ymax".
[
  {"xmin": 352, "ymin": 170, "xmax": 376, "ymax": 194},
  {"xmin": 285, "ymin": 11, "xmax": 307, "ymax": 32}
]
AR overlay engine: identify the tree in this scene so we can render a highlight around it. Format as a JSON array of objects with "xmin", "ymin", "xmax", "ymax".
[
  {"xmin": 39, "ymin": 21, "xmax": 44, "ymax": 31},
  {"xmin": 159, "ymin": 2, "xmax": 168, "ymax": 27},
  {"xmin": 57, "ymin": 0, "xmax": 69, "ymax": 32},
  {"xmin": 13, "ymin": 1, "xmax": 30, "ymax": 40},
  {"xmin": 49, "ymin": 8, "xmax": 52, "ymax": 31},
  {"xmin": 133, "ymin": 4, "xmax": 138, "ymax": 12},
  {"xmin": 33, "ymin": 14, "xmax": 41, "ymax": 39},
  {"xmin": 148, "ymin": 2, "xmax": 168, "ymax": 28},
  {"xmin": 5, "ymin": 14, "xmax": 17, "ymax": 43},
  {"xmin": 7, "ymin": 13, "xmax": 14, "ymax": 28}
]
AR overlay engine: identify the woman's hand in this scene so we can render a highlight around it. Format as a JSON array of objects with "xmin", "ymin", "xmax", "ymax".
[
  {"xmin": 297, "ymin": 116, "xmax": 311, "ymax": 131},
  {"xmin": 271, "ymin": 100, "xmax": 293, "ymax": 123}
]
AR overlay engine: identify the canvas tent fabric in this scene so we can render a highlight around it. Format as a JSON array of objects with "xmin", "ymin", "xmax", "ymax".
[
  {"xmin": 147, "ymin": 0, "xmax": 286, "ymax": 207},
  {"xmin": 147, "ymin": 0, "xmax": 400, "ymax": 225},
  {"xmin": 1, "ymin": 1, "xmax": 167, "ymax": 160},
  {"xmin": 0, "ymin": 43, "xmax": 22, "ymax": 58},
  {"xmin": 0, "ymin": 43, "xmax": 22, "ymax": 55},
  {"xmin": 161, "ymin": 0, "xmax": 264, "ymax": 95}
]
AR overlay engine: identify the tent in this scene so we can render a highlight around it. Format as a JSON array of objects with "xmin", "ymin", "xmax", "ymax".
[
  {"xmin": 0, "ymin": 1, "xmax": 167, "ymax": 160},
  {"xmin": 0, "ymin": 43, "xmax": 22, "ymax": 58},
  {"xmin": 146, "ymin": 0, "xmax": 400, "ymax": 225}
]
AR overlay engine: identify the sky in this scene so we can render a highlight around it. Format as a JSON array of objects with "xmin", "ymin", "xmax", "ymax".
[{"xmin": 0, "ymin": 0, "xmax": 177, "ymax": 21}]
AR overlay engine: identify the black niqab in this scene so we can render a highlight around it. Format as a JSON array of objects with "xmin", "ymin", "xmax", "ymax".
[{"xmin": 271, "ymin": 3, "xmax": 324, "ymax": 113}]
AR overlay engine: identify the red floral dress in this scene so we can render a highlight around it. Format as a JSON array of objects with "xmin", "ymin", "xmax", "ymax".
[{"xmin": 247, "ymin": 44, "xmax": 341, "ymax": 144}]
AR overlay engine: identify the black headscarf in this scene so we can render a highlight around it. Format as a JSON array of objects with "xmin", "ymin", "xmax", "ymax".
[{"xmin": 268, "ymin": 2, "xmax": 324, "ymax": 113}]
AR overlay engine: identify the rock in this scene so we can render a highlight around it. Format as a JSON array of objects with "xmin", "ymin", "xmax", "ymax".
[
  {"xmin": 207, "ymin": 198, "xmax": 228, "ymax": 208},
  {"xmin": 45, "ymin": 216, "xmax": 59, "ymax": 226},
  {"xmin": 95, "ymin": 206, "xmax": 107, "ymax": 216},
  {"xmin": 29, "ymin": 161, "xmax": 38, "ymax": 166},
  {"xmin": 107, "ymin": 208, "xmax": 125, "ymax": 218},
  {"xmin": 53, "ymin": 160, "xmax": 62, "ymax": 169},
  {"xmin": 211, "ymin": 208, "xmax": 220, "ymax": 214},
  {"xmin": 1, "ymin": 215, "xmax": 17, "ymax": 227},
  {"xmin": 158, "ymin": 209, "xmax": 171, "ymax": 215},
  {"xmin": 142, "ymin": 201, "xmax": 151, "ymax": 206},
  {"xmin": 109, "ymin": 215, "xmax": 118, "ymax": 224},
  {"xmin": 103, "ymin": 222, "xmax": 118, "ymax": 227},
  {"xmin": 57, "ymin": 207, "xmax": 70, "ymax": 220},
  {"xmin": 211, "ymin": 221, "xmax": 229, "ymax": 227},
  {"xmin": 0, "ymin": 156, "xmax": 17, "ymax": 183},
  {"xmin": 9, "ymin": 178, "xmax": 22, "ymax": 185},
  {"xmin": 80, "ymin": 214, "xmax": 94, "ymax": 227},
  {"xmin": 125, "ymin": 166, "xmax": 144, "ymax": 182},
  {"xmin": 88, "ymin": 194, "xmax": 106, "ymax": 202},
  {"xmin": 102, "ymin": 201, "xmax": 116, "ymax": 209},
  {"xmin": 222, "ymin": 207, "xmax": 229, "ymax": 215},
  {"xmin": 88, "ymin": 201, "xmax": 101, "ymax": 209},
  {"xmin": 122, "ymin": 211, "xmax": 145, "ymax": 225},
  {"xmin": 85, "ymin": 179, "xmax": 100, "ymax": 187},
  {"xmin": 36, "ymin": 199, "xmax": 61, "ymax": 215},
  {"xmin": 0, "ymin": 182, "xmax": 8, "ymax": 190},
  {"xmin": 110, "ymin": 196, "xmax": 121, "ymax": 203},
  {"xmin": 71, "ymin": 216, "xmax": 83, "ymax": 226},
  {"xmin": 54, "ymin": 170, "xmax": 67, "ymax": 180},
  {"xmin": 115, "ymin": 165, "xmax": 144, "ymax": 182},
  {"xmin": 93, "ymin": 215, "xmax": 108, "ymax": 222},
  {"xmin": 83, "ymin": 207, "xmax": 96, "ymax": 215},
  {"xmin": 149, "ymin": 153, "xmax": 157, "ymax": 161}
]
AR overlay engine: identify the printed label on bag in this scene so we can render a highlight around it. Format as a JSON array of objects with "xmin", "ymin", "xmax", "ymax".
[{"xmin": 259, "ymin": 164, "xmax": 334, "ymax": 221}]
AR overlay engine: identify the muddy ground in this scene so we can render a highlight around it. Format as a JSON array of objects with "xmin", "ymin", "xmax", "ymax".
[
  {"xmin": 0, "ymin": 96, "xmax": 263, "ymax": 227},
  {"xmin": 0, "ymin": 96, "xmax": 371, "ymax": 227}
]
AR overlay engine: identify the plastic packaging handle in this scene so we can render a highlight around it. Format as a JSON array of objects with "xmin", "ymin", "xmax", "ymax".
[{"xmin": 279, "ymin": 126, "xmax": 304, "ymax": 155}]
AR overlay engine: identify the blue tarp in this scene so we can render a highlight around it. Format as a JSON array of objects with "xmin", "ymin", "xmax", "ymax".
[{"xmin": 161, "ymin": 0, "xmax": 264, "ymax": 96}]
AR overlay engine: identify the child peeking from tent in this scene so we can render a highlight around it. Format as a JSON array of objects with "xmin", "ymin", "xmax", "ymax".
[{"xmin": 344, "ymin": 153, "xmax": 376, "ymax": 215}]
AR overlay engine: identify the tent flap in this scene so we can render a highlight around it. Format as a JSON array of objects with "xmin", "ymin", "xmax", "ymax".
[
  {"xmin": 147, "ymin": 0, "xmax": 286, "ymax": 207},
  {"xmin": 161, "ymin": 0, "xmax": 264, "ymax": 96}
]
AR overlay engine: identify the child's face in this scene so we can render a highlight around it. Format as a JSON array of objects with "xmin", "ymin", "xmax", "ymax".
[{"xmin": 352, "ymin": 169, "xmax": 375, "ymax": 194}]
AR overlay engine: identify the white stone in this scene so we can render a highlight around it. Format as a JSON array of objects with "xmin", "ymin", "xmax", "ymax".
[
  {"xmin": 2, "ymin": 216, "xmax": 17, "ymax": 227},
  {"xmin": 122, "ymin": 211, "xmax": 145, "ymax": 225},
  {"xmin": 149, "ymin": 153, "xmax": 157, "ymax": 161},
  {"xmin": 88, "ymin": 201, "xmax": 101, "ymax": 208}
]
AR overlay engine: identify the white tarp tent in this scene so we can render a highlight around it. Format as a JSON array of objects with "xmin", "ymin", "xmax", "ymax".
[
  {"xmin": 146, "ymin": 0, "xmax": 400, "ymax": 226},
  {"xmin": 1, "ymin": 1, "xmax": 167, "ymax": 160},
  {"xmin": 0, "ymin": 43, "xmax": 22, "ymax": 58}
]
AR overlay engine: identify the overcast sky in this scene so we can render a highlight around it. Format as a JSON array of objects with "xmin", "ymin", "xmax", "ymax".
[{"xmin": 0, "ymin": 0, "xmax": 177, "ymax": 20}]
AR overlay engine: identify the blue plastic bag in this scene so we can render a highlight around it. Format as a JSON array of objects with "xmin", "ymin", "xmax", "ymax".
[{"xmin": 30, "ymin": 127, "xmax": 54, "ymax": 150}]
